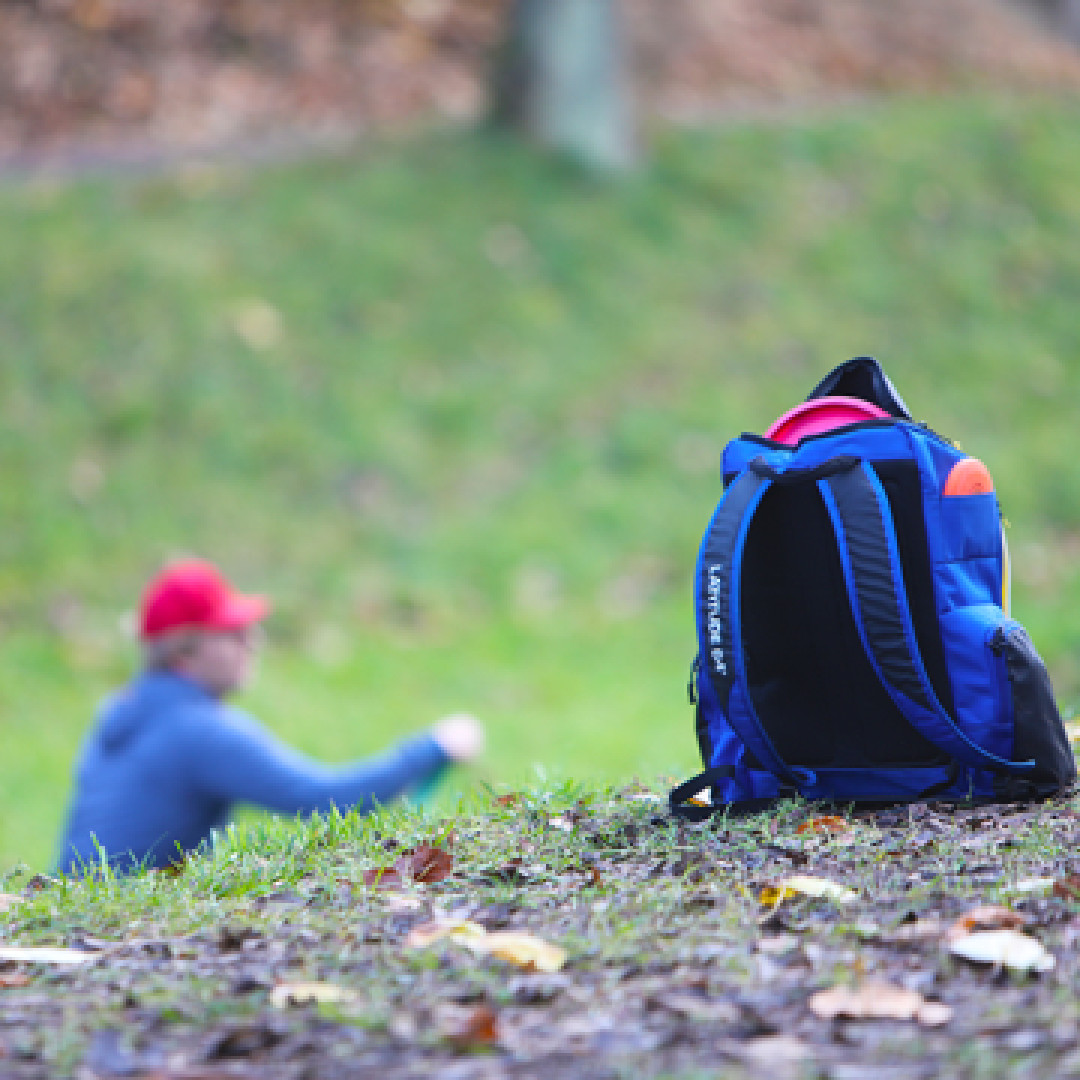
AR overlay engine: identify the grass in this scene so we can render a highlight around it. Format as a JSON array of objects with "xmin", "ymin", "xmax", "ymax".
[{"xmin": 3, "ymin": 92, "xmax": 1080, "ymax": 870}]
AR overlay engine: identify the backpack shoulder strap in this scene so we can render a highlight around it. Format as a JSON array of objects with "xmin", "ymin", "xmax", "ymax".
[
  {"xmin": 817, "ymin": 460, "xmax": 1035, "ymax": 776},
  {"xmin": 697, "ymin": 467, "xmax": 805, "ymax": 788},
  {"xmin": 668, "ymin": 766, "xmax": 795, "ymax": 821}
]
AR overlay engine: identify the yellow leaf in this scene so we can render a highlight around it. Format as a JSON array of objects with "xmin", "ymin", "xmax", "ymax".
[
  {"xmin": 271, "ymin": 981, "xmax": 353, "ymax": 1008},
  {"xmin": 466, "ymin": 931, "xmax": 567, "ymax": 973},
  {"xmin": 405, "ymin": 918, "xmax": 566, "ymax": 972},
  {"xmin": 404, "ymin": 919, "xmax": 486, "ymax": 950},
  {"xmin": 759, "ymin": 875, "xmax": 856, "ymax": 907},
  {"xmin": 948, "ymin": 929, "xmax": 1054, "ymax": 973}
]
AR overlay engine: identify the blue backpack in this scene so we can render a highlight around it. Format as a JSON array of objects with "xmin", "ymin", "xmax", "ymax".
[{"xmin": 670, "ymin": 357, "xmax": 1075, "ymax": 819}]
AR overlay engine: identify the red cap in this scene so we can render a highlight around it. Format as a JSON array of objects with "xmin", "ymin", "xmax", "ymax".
[{"xmin": 140, "ymin": 560, "xmax": 269, "ymax": 640}]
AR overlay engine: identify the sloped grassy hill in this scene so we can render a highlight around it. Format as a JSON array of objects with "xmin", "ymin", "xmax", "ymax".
[{"xmin": 3, "ymin": 93, "xmax": 1080, "ymax": 870}]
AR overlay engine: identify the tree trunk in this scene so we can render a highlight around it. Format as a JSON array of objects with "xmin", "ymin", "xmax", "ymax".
[{"xmin": 491, "ymin": 0, "xmax": 639, "ymax": 172}]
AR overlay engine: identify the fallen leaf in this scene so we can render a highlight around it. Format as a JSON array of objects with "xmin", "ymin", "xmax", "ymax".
[
  {"xmin": 465, "ymin": 931, "xmax": 567, "ymax": 973},
  {"xmin": 405, "ymin": 918, "xmax": 566, "ymax": 971},
  {"xmin": 797, "ymin": 815, "xmax": 849, "ymax": 835},
  {"xmin": 363, "ymin": 865, "xmax": 405, "ymax": 890},
  {"xmin": 947, "ymin": 904, "xmax": 1026, "ymax": 941},
  {"xmin": 271, "ymin": 981, "xmax": 353, "ymax": 1009},
  {"xmin": 809, "ymin": 981, "xmax": 951, "ymax": 1026},
  {"xmin": 948, "ymin": 930, "xmax": 1055, "ymax": 973},
  {"xmin": 404, "ymin": 919, "xmax": 486, "ymax": 950},
  {"xmin": 0, "ymin": 947, "xmax": 96, "ymax": 966},
  {"xmin": 364, "ymin": 840, "xmax": 454, "ymax": 889},
  {"xmin": 407, "ymin": 843, "xmax": 454, "ymax": 884},
  {"xmin": 443, "ymin": 1004, "xmax": 500, "ymax": 1048},
  {"xmin": 495, "ymin": 793, "xmax": 521, "ymax": 807},
  {"xmin": 1053, "ymin": 875, "xmax": 1080, "ymax": 902},
  {"xmin": 917, "ymin": 1001, "xmax": 954, "ymax": 1027},
  {"xmin": 23, "ymin": 875, "xmax": 57, "ymax": 892},
  {"xmin": 759, "ymin": 875, "xmax": 856, "ymax": 907},
  {"xmin": 1009, "ymin": 878, "xmax": 1055, "ymax": 895}
]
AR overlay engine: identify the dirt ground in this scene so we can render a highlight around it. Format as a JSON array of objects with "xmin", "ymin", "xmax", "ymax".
[
  {"xmin": 2, "ymin": 0, "xmax": 1079, "ymax": 163},
  {"xmin": 5, "ymin": 789, "xmax": 1080, "ymax": 1078}
]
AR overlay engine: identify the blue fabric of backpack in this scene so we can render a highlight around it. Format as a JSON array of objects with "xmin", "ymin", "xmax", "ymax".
[{"xmin": 670, "ymin": 358, "xmax": 1076, "ymax": 820}]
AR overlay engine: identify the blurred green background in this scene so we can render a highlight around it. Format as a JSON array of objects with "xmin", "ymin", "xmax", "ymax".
[{"xmin": 4, "ymin": 94, "xmax": 1080, "ymax": 871}]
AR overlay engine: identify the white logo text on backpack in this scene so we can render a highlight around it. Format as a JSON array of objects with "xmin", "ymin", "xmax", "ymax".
[{"xmin": 707, "ymin": 563, "xmax": 727, "ymax": 675}]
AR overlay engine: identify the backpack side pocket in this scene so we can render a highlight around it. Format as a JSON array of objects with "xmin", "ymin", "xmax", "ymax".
[{"xmin": 991, "ymin": 623, "xmax": 1076, "ymax": 793}]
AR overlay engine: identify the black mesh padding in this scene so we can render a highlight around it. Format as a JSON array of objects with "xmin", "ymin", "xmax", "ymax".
[{"xmin": 739, "ymin": 461, "xmax": 950, "ymax": 769}]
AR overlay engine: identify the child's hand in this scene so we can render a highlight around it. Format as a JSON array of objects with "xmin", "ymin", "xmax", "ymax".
[{"xmin": 432, "ymin": 713, "xmax": 485, "ymax": 763}]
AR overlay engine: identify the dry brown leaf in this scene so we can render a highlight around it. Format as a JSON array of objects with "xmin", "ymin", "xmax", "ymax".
[
  {"xmin": 796, "ymin": 815, "xmax": 849, "ymax": 835},
  {"xmin": 364, "ymin": 840, "xmax": 454, "ymax": 889},
  {"xmin": 947, "ymin": 904, "xmax": 1026, "ymax": 941},
  {"xmin": 1053, "ymin": 875, "xmax": 1080, "ymax": 902},
  {"xmin": 271, "ymin": 981, "xmax": 353, "ymax": 1008},
  {"xmin": 408, "ymin": 843, "xmax": 454, "ymax": 884},
  {"xmin": 948, "ymin": 930, "xmax": 1055, "ymax": 973},
  {"xmin": 809, "ymin": 981, "xmax": 951, "ymax": 1026},
  {"xmin": 443, "ymin": 1004, "xmax": 500, "ymax": 1048},
  {"xmin": 363, "ymin": 864, "xmax": 405, "ymax": 890}
]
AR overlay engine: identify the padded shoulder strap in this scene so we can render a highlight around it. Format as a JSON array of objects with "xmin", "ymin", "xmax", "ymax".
[
  {"xmin": 699, "ymin": 468, "xmax": 804, "ymax": 786},
  {"xmin": 817, "ymin": 462, "xmax": 1034, "ymax": 776}
]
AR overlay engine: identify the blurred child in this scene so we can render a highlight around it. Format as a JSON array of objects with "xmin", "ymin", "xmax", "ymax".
[{"xmin": 57, "ymin": 559, "xmax": 483, "ymax": 873}]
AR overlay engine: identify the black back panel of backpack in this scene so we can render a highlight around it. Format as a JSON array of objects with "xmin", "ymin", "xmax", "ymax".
[{"xmin": 739, "ymin": 460, "xmax": 952, "ymax": 769}]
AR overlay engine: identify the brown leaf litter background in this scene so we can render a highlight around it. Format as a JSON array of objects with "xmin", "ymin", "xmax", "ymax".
[{"xmin": 2, "ymin": 0, "xmax": 1079, "ymax": 160}]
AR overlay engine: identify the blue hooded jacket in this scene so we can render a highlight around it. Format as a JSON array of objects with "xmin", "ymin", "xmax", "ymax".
[{"xmin": 57, "ymin": 670, "xmax": 449, "ymax": 873}]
